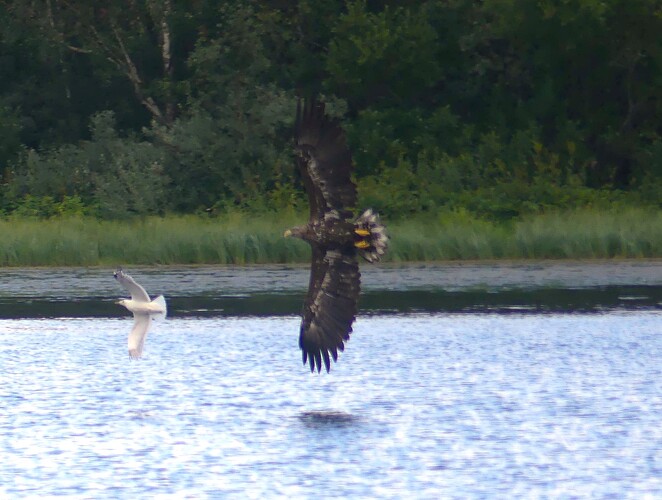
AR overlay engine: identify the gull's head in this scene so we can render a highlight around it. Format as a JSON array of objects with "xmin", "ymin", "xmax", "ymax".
[{"xmin": 116, "ymin": 299, "xmax": 129, "ymax": 307}]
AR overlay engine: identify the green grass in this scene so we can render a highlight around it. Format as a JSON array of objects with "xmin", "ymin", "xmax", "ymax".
[
  {"xmin": 387, "ymin": 207, "xmax": 662, "ymax": 261},
  {"xmin": 0, "ymin": 212, "xmax": 309, "ymax": 267},
  {"xmin": 511, "ymin": 209, "xmax": 662, "ymax": 259},
  {"xmin": 0, "ymin": 207, "xmax": 661, "ymax": 267}
]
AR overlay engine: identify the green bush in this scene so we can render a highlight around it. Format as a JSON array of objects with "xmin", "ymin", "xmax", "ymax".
[
  {"xmin": 5, "ymin": 112, "xmax": 169, "ymax": 218},
  {"xmin": 10, "ymin": 194, "xmax": 89, "ymax": 218}
]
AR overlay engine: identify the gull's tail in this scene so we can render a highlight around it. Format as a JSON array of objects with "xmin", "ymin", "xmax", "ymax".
[{"xmin": 151, "ymin": 295, "xmax": 167, "ymax": 320}]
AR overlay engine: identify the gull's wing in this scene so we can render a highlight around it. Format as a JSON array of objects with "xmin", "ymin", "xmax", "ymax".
[
  {"xmin": 114, "ymin": 269, "xmax": 150, "ymax": 303},
  {"xmin": 128, "ymin": 314, "xmax": 151, "ymax": 359},
  {"xmin": 299, "ymin": 247, "xmax": 360, "ymax": 373},
  {"xmin": 295, "ymin": 98, "xmax": 357, "ymax": 221}
]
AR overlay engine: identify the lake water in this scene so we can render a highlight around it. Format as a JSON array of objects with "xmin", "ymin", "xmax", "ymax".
[{"xmin": 0, "ymin": 262, "xmax": 661, "ymax": 498}]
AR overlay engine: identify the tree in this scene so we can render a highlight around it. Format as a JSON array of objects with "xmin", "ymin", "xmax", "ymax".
[
  {"xmin": 6, "ymin": 0, "xmax": 212, "ymax": 127},
  {"xmin": 151, "ymin": 3, "xmax": 295, "ymax": 211},
  {"xmin": 326, "ymin": 0, "xmax": 441, "ymax": 108}
]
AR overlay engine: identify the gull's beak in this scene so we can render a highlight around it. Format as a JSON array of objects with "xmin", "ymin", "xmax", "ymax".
[{"xmin": 283, "ymin": 229, "xmax": 293, "ymax": 238}]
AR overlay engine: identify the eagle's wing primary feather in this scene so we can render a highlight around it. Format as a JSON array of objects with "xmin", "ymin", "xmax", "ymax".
[
  {"xmin": 299, "ymin": 247, "xmax": 361, "ymax": 373},
  {"xmin": 295, "ymin": 98, "xmax": 357, "ymax": 220},
  {"xmin": 114, "ymin": 269, "xmax": 150, "ymax": 303}
]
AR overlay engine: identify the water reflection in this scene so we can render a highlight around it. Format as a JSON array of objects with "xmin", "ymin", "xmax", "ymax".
[
  {"xmin": 298, "ymin": 411, "xmax": 360, "ymax": 428},
  {"xmin": 0, "ymin": 262, "xmax": 660, "ymax": 318}
]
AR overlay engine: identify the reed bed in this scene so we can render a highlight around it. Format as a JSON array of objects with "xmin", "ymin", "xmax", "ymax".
[
  {"xmin": 387, "ymin": 208, "xmax": 662, "ymax": 261},
  {"xmin": 0, "ymin": 213, "xmax": 309, "ymax": 267},
  {"xmin": 0, "ymin": 208, "xmax": 660, "ymax": 267}
]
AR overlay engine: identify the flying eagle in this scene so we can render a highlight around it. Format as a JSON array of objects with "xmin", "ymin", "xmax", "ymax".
[{"xmin": 284, "ymin": 98, "xmax": 388, "ymax": 373}]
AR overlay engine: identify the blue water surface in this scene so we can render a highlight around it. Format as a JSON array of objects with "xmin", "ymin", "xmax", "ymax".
[{"xmin": 1, "ymin": 312, "xmax": 660, "ymax": 498}]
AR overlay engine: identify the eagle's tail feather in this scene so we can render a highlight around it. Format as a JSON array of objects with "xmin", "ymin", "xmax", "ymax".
[{"xmin": 354, "ymin": 208, "xmax": 388, "ymax": 263}]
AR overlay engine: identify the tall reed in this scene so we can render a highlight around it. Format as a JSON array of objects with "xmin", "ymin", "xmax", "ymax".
[
  {"xmin": 511, "ymin": 208, "xmax": 662, "ymax": 259},
  {"xmin": 386, "ymin": 207, "xmax": 662, "ymax": 261},
  {"xmin": 0, "ymin": 208, "xmax": 660, "ymax": 266},
  {"xmin": 0, "ymin": 212, "xmax": 308, "ymax": 267}
]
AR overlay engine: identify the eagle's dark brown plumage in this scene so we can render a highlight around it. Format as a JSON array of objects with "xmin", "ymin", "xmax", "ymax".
[{"xmin": 285, "ymin": 98, "xmax": 388, "ymax": 373}]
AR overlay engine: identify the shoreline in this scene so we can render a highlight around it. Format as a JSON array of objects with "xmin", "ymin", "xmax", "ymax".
[{"xmin": 0, "ymin": 258, "xmax": 661, "ymax": 270}]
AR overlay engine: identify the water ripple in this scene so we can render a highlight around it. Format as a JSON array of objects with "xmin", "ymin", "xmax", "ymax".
[{"xmin": 0, "ymin": 313, "xmax": 661, "ymax": 497}]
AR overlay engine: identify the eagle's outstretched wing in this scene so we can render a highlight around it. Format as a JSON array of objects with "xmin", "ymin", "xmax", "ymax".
[
  {"xmin": 299, "ymin": 247, "xmax": 361, "ymax": 373},
  {"xmin": 294, "ymin": 98, "xmax": 357, "ymax": 220},
  {"xmin": 114, "ymin": 268, "xmax": 150, "ymax": 302}
]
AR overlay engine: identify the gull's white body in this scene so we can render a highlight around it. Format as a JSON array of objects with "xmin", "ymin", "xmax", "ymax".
[{"xmin": 114, "ymin": 269, "xmax": 167, "ymax": 359}]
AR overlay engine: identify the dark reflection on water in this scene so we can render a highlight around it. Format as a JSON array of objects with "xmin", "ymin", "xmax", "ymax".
[
  {"xmin": 298, "ymin": 411, "xmax": 360, "ymax": 428},
  {"xmin": 0, "ymin": 262, "xmax": 660, "ymax": 318},
  {"xmin": 1, "ymin": 287, "xmax": 660, "ymax": 319}
]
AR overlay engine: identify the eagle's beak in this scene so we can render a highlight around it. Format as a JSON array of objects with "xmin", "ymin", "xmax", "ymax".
[{"xmin": 283, "ymin": 229, "xmax": 293, "ymax": 238}]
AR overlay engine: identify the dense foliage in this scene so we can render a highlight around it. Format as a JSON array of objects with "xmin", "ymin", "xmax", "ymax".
[{"xmin": 1, "ymin": 0, "xmax": 661, "ymax": 220}]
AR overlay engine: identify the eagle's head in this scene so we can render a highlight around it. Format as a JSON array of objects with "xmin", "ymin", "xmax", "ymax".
[{"xmin": 283, "ymin": 225, "xmax": 307, "ymax": 240}]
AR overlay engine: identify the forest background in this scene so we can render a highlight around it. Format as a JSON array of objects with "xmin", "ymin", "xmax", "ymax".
[{"xmin": 0, "ymin": 0, "xmax": 661, "ymax": 263}]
